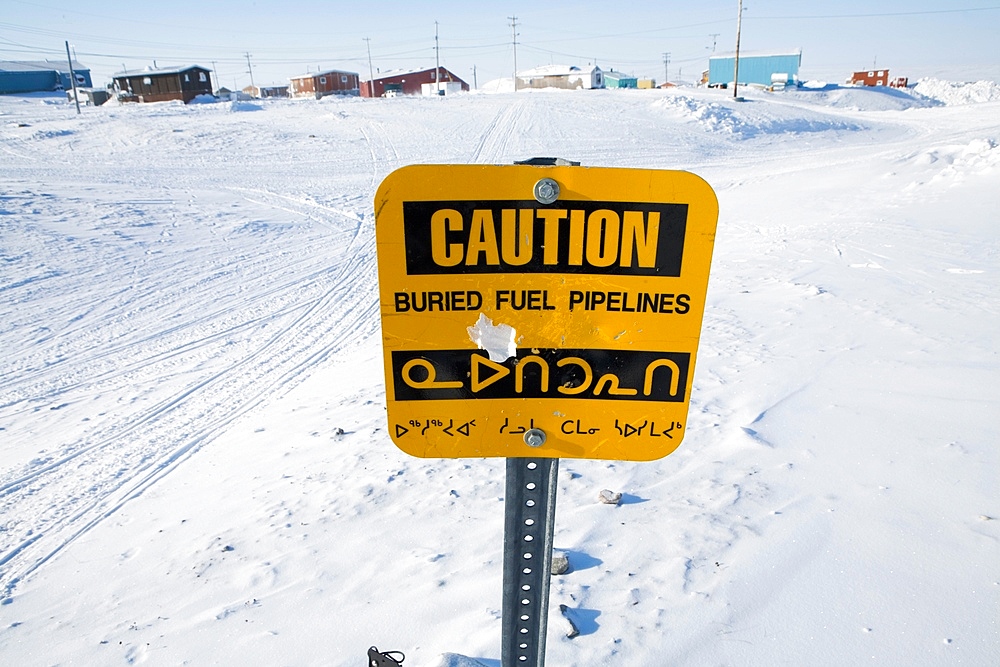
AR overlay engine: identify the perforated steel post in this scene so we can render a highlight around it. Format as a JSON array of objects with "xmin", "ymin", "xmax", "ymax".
[{"xmin": 501, "ymin": 457, "xmax": 559, "ymax": 667}]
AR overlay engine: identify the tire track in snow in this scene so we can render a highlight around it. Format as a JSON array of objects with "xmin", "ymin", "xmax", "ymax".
[
  {"xmin": 470, "ymin": 101, "xmax": 527, "ymax": 164},
  {"xmin": 359, "ymin": 118, "xmax": 401, "ymax": 190},
  {"xmin": 0, "ymin": 187, "xmax": 366, "ymax": 402},
  {"xmin": 0, "ymin": 192, "xmax": 379, "ymax": 599}
]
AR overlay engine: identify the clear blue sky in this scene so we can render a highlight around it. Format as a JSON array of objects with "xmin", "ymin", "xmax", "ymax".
[{"xmin": 3, "ymin": 1, "xmax": 999, "ymax": 88}]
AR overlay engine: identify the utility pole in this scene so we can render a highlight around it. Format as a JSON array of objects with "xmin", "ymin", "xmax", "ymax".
[
  {"xmin": 508, "ymin": 15, "xmax": 519, "ymax": 92},
  {"xmin": 434, "ymin": 21, "xmax": 442, "ymax": 94},
  {"xmin": 733, "ymin": 0, "xmax": 743, "ymax": 99},
  {"xmin": 472, "ymin": 65, "xmax": 478, "ymax": 90},
  {"xmin": 211, "ymin": 60, "xmax": 218, "ymax": 94},
  {"xmin": 662, "ymin": 52, "xmax": 670, "ymax": 84},
  {"xmin": 65, "ymin": 41, "xmax": 80, "ymax": 114},
  {"xmin": 363, "ymin": 37, "xmax": 375, "ymax": 97},
  {"xmin": 244, "ymin": 52, "xmax": 255, "ymax": 93},
  {"xmin": 709, "ymin": 33, "xmax": 720, "ymax": 53}
]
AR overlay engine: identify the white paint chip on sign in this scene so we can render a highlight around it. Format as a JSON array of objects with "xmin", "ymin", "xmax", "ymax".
[{"xmin": 467, "ymin": 313, "xmax": 516, "ymax": 362}]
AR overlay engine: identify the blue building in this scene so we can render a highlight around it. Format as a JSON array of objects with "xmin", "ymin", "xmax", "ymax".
[
  {"xmin": 0, "ymin": 60, "xmax": 93, "ymax": 94},
  {"xmin": 707, "ymin": 51, "xmax": 801, "ymax": 88}
]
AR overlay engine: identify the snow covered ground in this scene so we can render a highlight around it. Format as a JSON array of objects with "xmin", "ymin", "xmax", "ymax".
[{"xmin": 1, "ymin": 80, "xmax": 998, "ymax": 665}]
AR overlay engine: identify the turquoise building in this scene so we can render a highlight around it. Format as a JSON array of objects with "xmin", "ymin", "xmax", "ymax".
[
  {"xmin": 604, "ymin": 71, "xmax": 638, "ymax": 89},
  {"xmin": 707, "ymin": 51, "xmax": 801, "ymax": 88}
]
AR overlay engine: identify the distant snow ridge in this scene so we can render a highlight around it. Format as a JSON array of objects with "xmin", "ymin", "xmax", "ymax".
[
  {"xmin": 652, "ymin": 93, "xmax": 859, "ymax": 138},
  {"xmin": 912, "ymin": 78, "xmax": 1000, "ymax": 105}
]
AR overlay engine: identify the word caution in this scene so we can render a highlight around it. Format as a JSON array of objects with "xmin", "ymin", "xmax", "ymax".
[{"xmin": 402, "ymin": 200, "xmax": 688, "ymax": 276}]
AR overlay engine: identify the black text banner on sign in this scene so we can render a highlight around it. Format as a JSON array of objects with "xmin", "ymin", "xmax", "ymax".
[{"xmin": 374, "ymin": 164, "xmax": 718, "ymax": 461}]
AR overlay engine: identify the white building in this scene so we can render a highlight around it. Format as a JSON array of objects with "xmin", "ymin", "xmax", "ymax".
[{"xmin": 516, "ymin": 65, "xmax": 604, "ymax": 90}]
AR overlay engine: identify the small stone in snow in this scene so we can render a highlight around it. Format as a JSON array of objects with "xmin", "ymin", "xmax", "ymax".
[
  {"xmin": 598, "ymin": 489, "xmax": 622, "ymax": 505},
  {"xmin": 551, "ymin": 552, "xmax": 570, "ymax": 575}
]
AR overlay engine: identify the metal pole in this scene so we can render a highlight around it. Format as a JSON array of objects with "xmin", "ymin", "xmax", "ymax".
[
  {"xmin": 65, "ymin": 41, "xmax": 80, "ymax": 115},
  {"xmin": 245, "ymin": 52, "xmax": 255, "ymax": 93},
  {"xmin": 501, "ymin": 457, "xmax": 559, "ymax": 667},
  {"xmin": 364, "ymin": 38, "xmax": 375, "ymax": 97},
  {"xmin": 508, "ymin": 16, "xmax": 518, "ymax": 92},
  {"xmin": 435, "ymin": 21, "xmax": 442, "ymax": 94},
  {"xmin": 733, "ymin": 0, "xmax": 743, "ymax": 99}
]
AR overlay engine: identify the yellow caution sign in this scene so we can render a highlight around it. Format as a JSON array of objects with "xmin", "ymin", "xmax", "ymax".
[{"xmin": 374, "ymin": 164, "xmax": 718, "ymax": 461}]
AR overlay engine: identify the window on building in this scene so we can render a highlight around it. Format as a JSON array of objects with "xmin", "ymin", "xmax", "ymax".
[
  {"xmin": 184, "ymin": 74, "xmax": 190, "ymax": 82},
  {"xmin": 341, "ymin": 75, "xmax": 348, "ymax": 83},
  {"xmin": 320, "ymin": 77, "xmax": 327, "ymax": 85},
  {"xmin": 143, "ymin": 77, "xmax": 152, "ymax": 85},
  {"xmin": 199, "ymin": 72, "xmax": 207, "ymax": 82}
]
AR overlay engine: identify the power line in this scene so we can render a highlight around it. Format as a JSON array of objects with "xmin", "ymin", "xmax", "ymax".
[{"xmin": 749, "ymin": 5, "xmax": 1000, "ymax": 19}]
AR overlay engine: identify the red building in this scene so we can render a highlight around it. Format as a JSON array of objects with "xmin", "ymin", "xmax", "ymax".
[
  {"xmin": 851, "ymin": 69, "xmax": 890, "ymax": 87},
  {"xmin": 361, "ymin": 67, "xmax": 469, "ymax": 97},
  {"xmin": 289, "ymin": 70, "xmax": 359, "ymax": 99}
]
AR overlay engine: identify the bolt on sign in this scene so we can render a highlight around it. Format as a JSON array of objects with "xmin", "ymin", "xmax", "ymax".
[{"xmin": 374, "ymin": 164, "xmax": 718, "ymax": 461}]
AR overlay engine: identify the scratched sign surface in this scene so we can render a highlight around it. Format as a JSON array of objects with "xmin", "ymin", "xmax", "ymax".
[{"xmin": 374, "ymin": 164, "xmax": 718, "ymax": 461}]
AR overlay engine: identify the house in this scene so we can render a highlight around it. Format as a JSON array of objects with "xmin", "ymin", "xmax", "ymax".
[
  {"xmin": 850, "ymin": 69, "xmax": 907, "ymax": 88},
  {"xmin": 707, "ymin": 51, "xmax": 802, "ymax": 88},
  {"xmin": 243, "ymin": 84, "xmax": 289, "ymax": 99},
  {"xmin": 113, "ymin": 66, "xmax": 213, "ymax": 104},
  {"xmin": 0, "ymin": 60, "xmax": 92, "ymax": 94},
  {"xmin": 604, "ymin": 71, "xmax": 638, "ymax": 89},
  {"xmin": 362, "ymin": 67, "xmax": 469, "ymax": 98},
  {"xmin": 289, "ymin": 70, "xmax": 359, "ymax": 99},
  {"xmin": 516, "ymin": 65, "xmax": 605, "ymax": 90}
]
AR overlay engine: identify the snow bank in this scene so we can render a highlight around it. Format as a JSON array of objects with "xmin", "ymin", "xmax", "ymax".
[
  {"xmin": 229, "ymin": 99, "xmax": 263, "ymax": 112},
  {"xmin": 652, "ymin": 91, "xmax": 862, "ymax": 137},
  {"xmin": 911, "ymin": 77, "xmax": 1000, "ymax": 105},
  {"xmin": 785, "ymin": 82, "xmax": 938, "ymax": 111},
  {"xmin": 902, "ymin": 137, "xmax": 1000, "ymax": 188}
]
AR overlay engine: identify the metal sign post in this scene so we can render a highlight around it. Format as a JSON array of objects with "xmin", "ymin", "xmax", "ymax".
[
  {"xmin": 373, "ymin": 161, "xmax": 718, "ymax": 666},
  {"xmin": 501, "ymin": 456, "xmax": 559, "ymax": 666}
]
